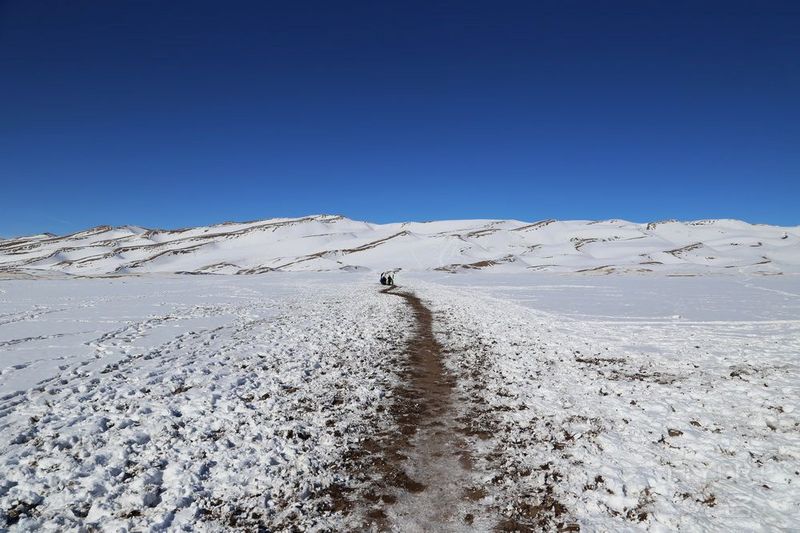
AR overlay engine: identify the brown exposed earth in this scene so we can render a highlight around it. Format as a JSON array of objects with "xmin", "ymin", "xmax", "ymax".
[
  {"xmin": 326, "ymin": 284, "xmax": 579, "ymax": 531},
  {"xmin": 372, "ymin": 285, "xmax": 482, "ymax": 530}
]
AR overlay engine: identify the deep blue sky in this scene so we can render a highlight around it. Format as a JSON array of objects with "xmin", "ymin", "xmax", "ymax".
[{"xmin": 1, "ymin": 1, "xmax": 798, "ymax": 236}]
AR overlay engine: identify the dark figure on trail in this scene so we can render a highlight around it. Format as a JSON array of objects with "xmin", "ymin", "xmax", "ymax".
[
  {"xmin": 380, "ymin": 273, "xmax": 387, "ymax": 285},
  {"xmin": 379, "ymin": 271, "xmax": 395, "ymax": 286}
]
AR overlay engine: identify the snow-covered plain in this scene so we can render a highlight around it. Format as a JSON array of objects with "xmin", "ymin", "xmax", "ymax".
[
  {"xmin": 0, "ymin": 274, "xmax": 412, "ymax": 530},
  {"xmin": 1, "ymin": 266, "xmax": 799, "ymax": 529},
  {"xmin": 413, "ymin": 272, "xmax": 800, "ymax": 530}
]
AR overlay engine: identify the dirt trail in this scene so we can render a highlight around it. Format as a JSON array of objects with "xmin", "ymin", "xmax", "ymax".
[{"xmin": 376, "ymin": 286, "xmax": 487, "ymax": 531}]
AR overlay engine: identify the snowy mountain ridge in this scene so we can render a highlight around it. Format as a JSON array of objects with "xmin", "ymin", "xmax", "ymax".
[{"xmin": 1, "ymin": 214, "xmax": 798, "ymax": 276}]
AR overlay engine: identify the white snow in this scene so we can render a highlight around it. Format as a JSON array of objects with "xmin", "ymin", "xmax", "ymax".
[
  {"xmin": 409, "ymin": 272, "xmax": 800, "ymax": 530},
  {"xmin": 0, "ymin": 274, "xmax": 411, "ymax": 530},
  {"xmin": 1, "ymin": 215, "xmax": 798, "ymax": 276},
  {"xmin": 1, "ymin": 221, "xmax": 799, "ymax": 530}
]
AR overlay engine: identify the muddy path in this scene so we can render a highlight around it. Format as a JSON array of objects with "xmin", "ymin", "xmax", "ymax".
[
  {"xmin": 329, "ymin": 285, "xmax": 573, "ymax": 531},
  {"xmin": 367, "ymin": 285, "xmax": 488, "ymax": 531}
]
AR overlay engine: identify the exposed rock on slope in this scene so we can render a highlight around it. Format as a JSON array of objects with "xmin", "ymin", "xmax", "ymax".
[{"xmin": 1, "ymin": 215, "xmax": 798, "ymax": 276}]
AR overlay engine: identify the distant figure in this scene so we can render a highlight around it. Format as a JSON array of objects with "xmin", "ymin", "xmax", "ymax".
[{"xmin": 380, "ymin": 271, "xmax": 395, "ymax": 285}]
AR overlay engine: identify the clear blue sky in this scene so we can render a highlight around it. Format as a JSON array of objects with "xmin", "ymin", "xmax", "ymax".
[{"xmin": 1, "ymin": 1, "xmax": 798, "ymax": 236}]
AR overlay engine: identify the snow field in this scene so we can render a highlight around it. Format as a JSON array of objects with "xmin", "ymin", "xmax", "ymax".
[
  {"xmin": 1, "ymin": 271, "xmax": 798, "ymax": 531},
  {"xmin": 0, "ymin": 275, "xmax": 411, "ymax": 530},
  {"xmin": 412, "ymin": 275, "xmax": 800, "ymax": 530}
]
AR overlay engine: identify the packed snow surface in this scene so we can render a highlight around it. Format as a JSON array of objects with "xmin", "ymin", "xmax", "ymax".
[
  {"xmin": 0, "ymin": 270, "xmax": 798, "ymax": 530},
  {"xmin": 1, "ymin": 215, "xmax": 798, "ymax": 276}
]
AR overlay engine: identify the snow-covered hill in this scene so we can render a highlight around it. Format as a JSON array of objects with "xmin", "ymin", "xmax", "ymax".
[{"xmin": 1, "ymin": 215, "xmax": 798, "ymax": 276}]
